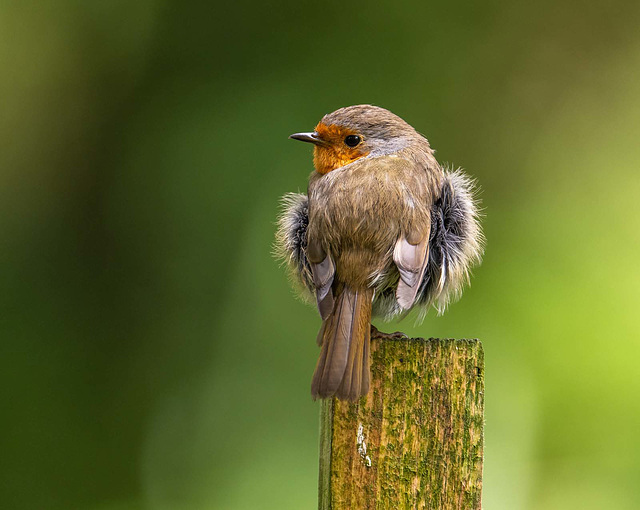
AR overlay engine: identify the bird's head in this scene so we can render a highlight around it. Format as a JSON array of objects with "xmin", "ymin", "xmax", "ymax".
[{"xmin": 290, "ymin": 105, "xmax": 422, "ymax": 174}]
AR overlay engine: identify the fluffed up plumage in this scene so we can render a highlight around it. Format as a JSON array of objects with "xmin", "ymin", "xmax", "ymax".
[
  {"xmin": 276, "ymin": 105, "xmax": 484, "ymax": 401},
  {"xmin": 275, "ymin": 168, "xmax": 484, "ymax": 321}
]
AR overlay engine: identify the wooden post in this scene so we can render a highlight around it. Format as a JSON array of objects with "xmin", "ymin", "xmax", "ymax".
[{"xmin": 318, "ymin": 337, "xmax": 484, "ymax": 509}]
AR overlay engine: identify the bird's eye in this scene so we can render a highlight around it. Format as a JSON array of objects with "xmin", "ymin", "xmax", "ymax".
[{"xmin": 344, "ymin": 135, "xmax": 361, "ymax": 147}]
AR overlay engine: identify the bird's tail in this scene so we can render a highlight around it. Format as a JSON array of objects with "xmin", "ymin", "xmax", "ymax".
[{"xmin": 311, "ymin": 286, "xmax": 373, "ymax": 401}]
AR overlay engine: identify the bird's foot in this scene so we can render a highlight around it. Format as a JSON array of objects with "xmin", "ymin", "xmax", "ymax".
[{"xmin": 370, "ymin": 324, "xmax": 407, "ymax": 340}]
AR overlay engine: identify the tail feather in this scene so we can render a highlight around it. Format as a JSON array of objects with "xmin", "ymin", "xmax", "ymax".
[
  {"xmin": 338, "ymin": 321, "xmax": 368, "ymax": 401},
  {"xmin": 316, "ymin": 319, "xmax": 327, "ymax": 346},
  {"xmin": 318, "ymin": 293, "xmax": 353, "ymax": 396},
  {"xmin": 361, "ymin": 325, "xmax": 370, "ymax": 397},
  {"xmin": 311, "ymin": 287, "xmax": 373, "ymax": 401},
  {"xmin": 337, "ymin": 310, "xmax": 360, "ymax": 400}
]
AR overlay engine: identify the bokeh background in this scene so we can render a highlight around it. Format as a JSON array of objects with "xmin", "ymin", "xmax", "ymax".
[{"xmin": 2, "ymin": 1, "xmax": 640, "ymax": 509}]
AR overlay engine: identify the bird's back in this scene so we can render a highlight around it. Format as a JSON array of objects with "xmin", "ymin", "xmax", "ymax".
[{"xmin": 308, "ymin": 153, "xmax": 440, "ymax": 289}]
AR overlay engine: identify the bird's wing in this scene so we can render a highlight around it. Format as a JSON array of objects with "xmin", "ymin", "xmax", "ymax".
[
  {"xmin": 393, "ymin": 228, "xmax": 430, "ymax": 310},
  {"xmin": 274, "ymin": 193, "xmax": 336, "ymax": 319},
  {"xmin": 307, "ymin": 238, "xmax": 335, "ymax": 320}
]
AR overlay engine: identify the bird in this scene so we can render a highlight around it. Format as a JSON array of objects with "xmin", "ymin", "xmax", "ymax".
[{"xmin": 275, "ymin": 105, "xmax": 483, "ymax": 401}]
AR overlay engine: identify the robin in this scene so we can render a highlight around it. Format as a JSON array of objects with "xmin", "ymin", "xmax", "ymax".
[{"xmin": 275, "ymin": 105, "xmax": 483, "ymax": 401}]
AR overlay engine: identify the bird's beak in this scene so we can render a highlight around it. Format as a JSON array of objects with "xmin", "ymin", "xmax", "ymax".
[{"xmin": 289, "ymin": 131, "xmax": 328, "ymax": 146}]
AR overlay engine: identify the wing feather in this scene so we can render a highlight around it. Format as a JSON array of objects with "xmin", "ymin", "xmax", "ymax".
[
  {"xmin": 308, "ymin": 239, "xmax": 335, "ymax": 320},
  {"xmin": 393, "ymin": 232, "xmax": 430, "ymax": 310}
]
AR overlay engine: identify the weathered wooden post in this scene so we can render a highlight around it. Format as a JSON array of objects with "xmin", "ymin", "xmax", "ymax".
[{"xmin": 318, "ymin": 337, "xmax": 484, "ymax": 509}]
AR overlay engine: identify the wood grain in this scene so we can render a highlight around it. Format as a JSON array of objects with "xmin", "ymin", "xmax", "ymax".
[{"xmin": 319, "ymin": 337, "xmax": 484, "ymax": 509}]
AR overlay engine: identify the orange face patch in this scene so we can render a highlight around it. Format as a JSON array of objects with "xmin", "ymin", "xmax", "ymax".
[{"xmin": 313, "ymin": 123, "xmax": 369, "ymax": 174}]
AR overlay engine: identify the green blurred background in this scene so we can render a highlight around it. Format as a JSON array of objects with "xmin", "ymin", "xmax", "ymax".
[{"xmin": 2, "ymin": 1, "xmax": 640, "ymax": 509}]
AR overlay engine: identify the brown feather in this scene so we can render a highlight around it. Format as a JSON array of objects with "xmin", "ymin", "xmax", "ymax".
[
  {"xmin": 361, "ymin": 325, "xmax": 370, "ymax": 396},
  {"xmin": 317, "ymin": 288, "xmax": 334, "ymax": 321},
  {"xmin": 347, "ymin": 320, "xmax": 364, "ymax": 401},
  {"xmin": 313, "ymin": 290, "xmax": 352, "ymax": 397},
  {"xmin": 307, "ymin": 240, "xmax": 336, "ymax": 320},
  {"xmin": 311, "ymin": 287, "xmax": 373, "ymax": 400},
  {"xmin": 336, "ymin": 290, "xmax": 367, "ymax": 400},
  {"xmin": 316, "ymin": 319, "xmax": 327, "ymax": 346}
]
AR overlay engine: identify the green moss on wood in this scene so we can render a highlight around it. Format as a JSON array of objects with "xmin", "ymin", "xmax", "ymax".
[{"xmin": 319, "ymin": 338, "xmax": 484, "ymax": 509}]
